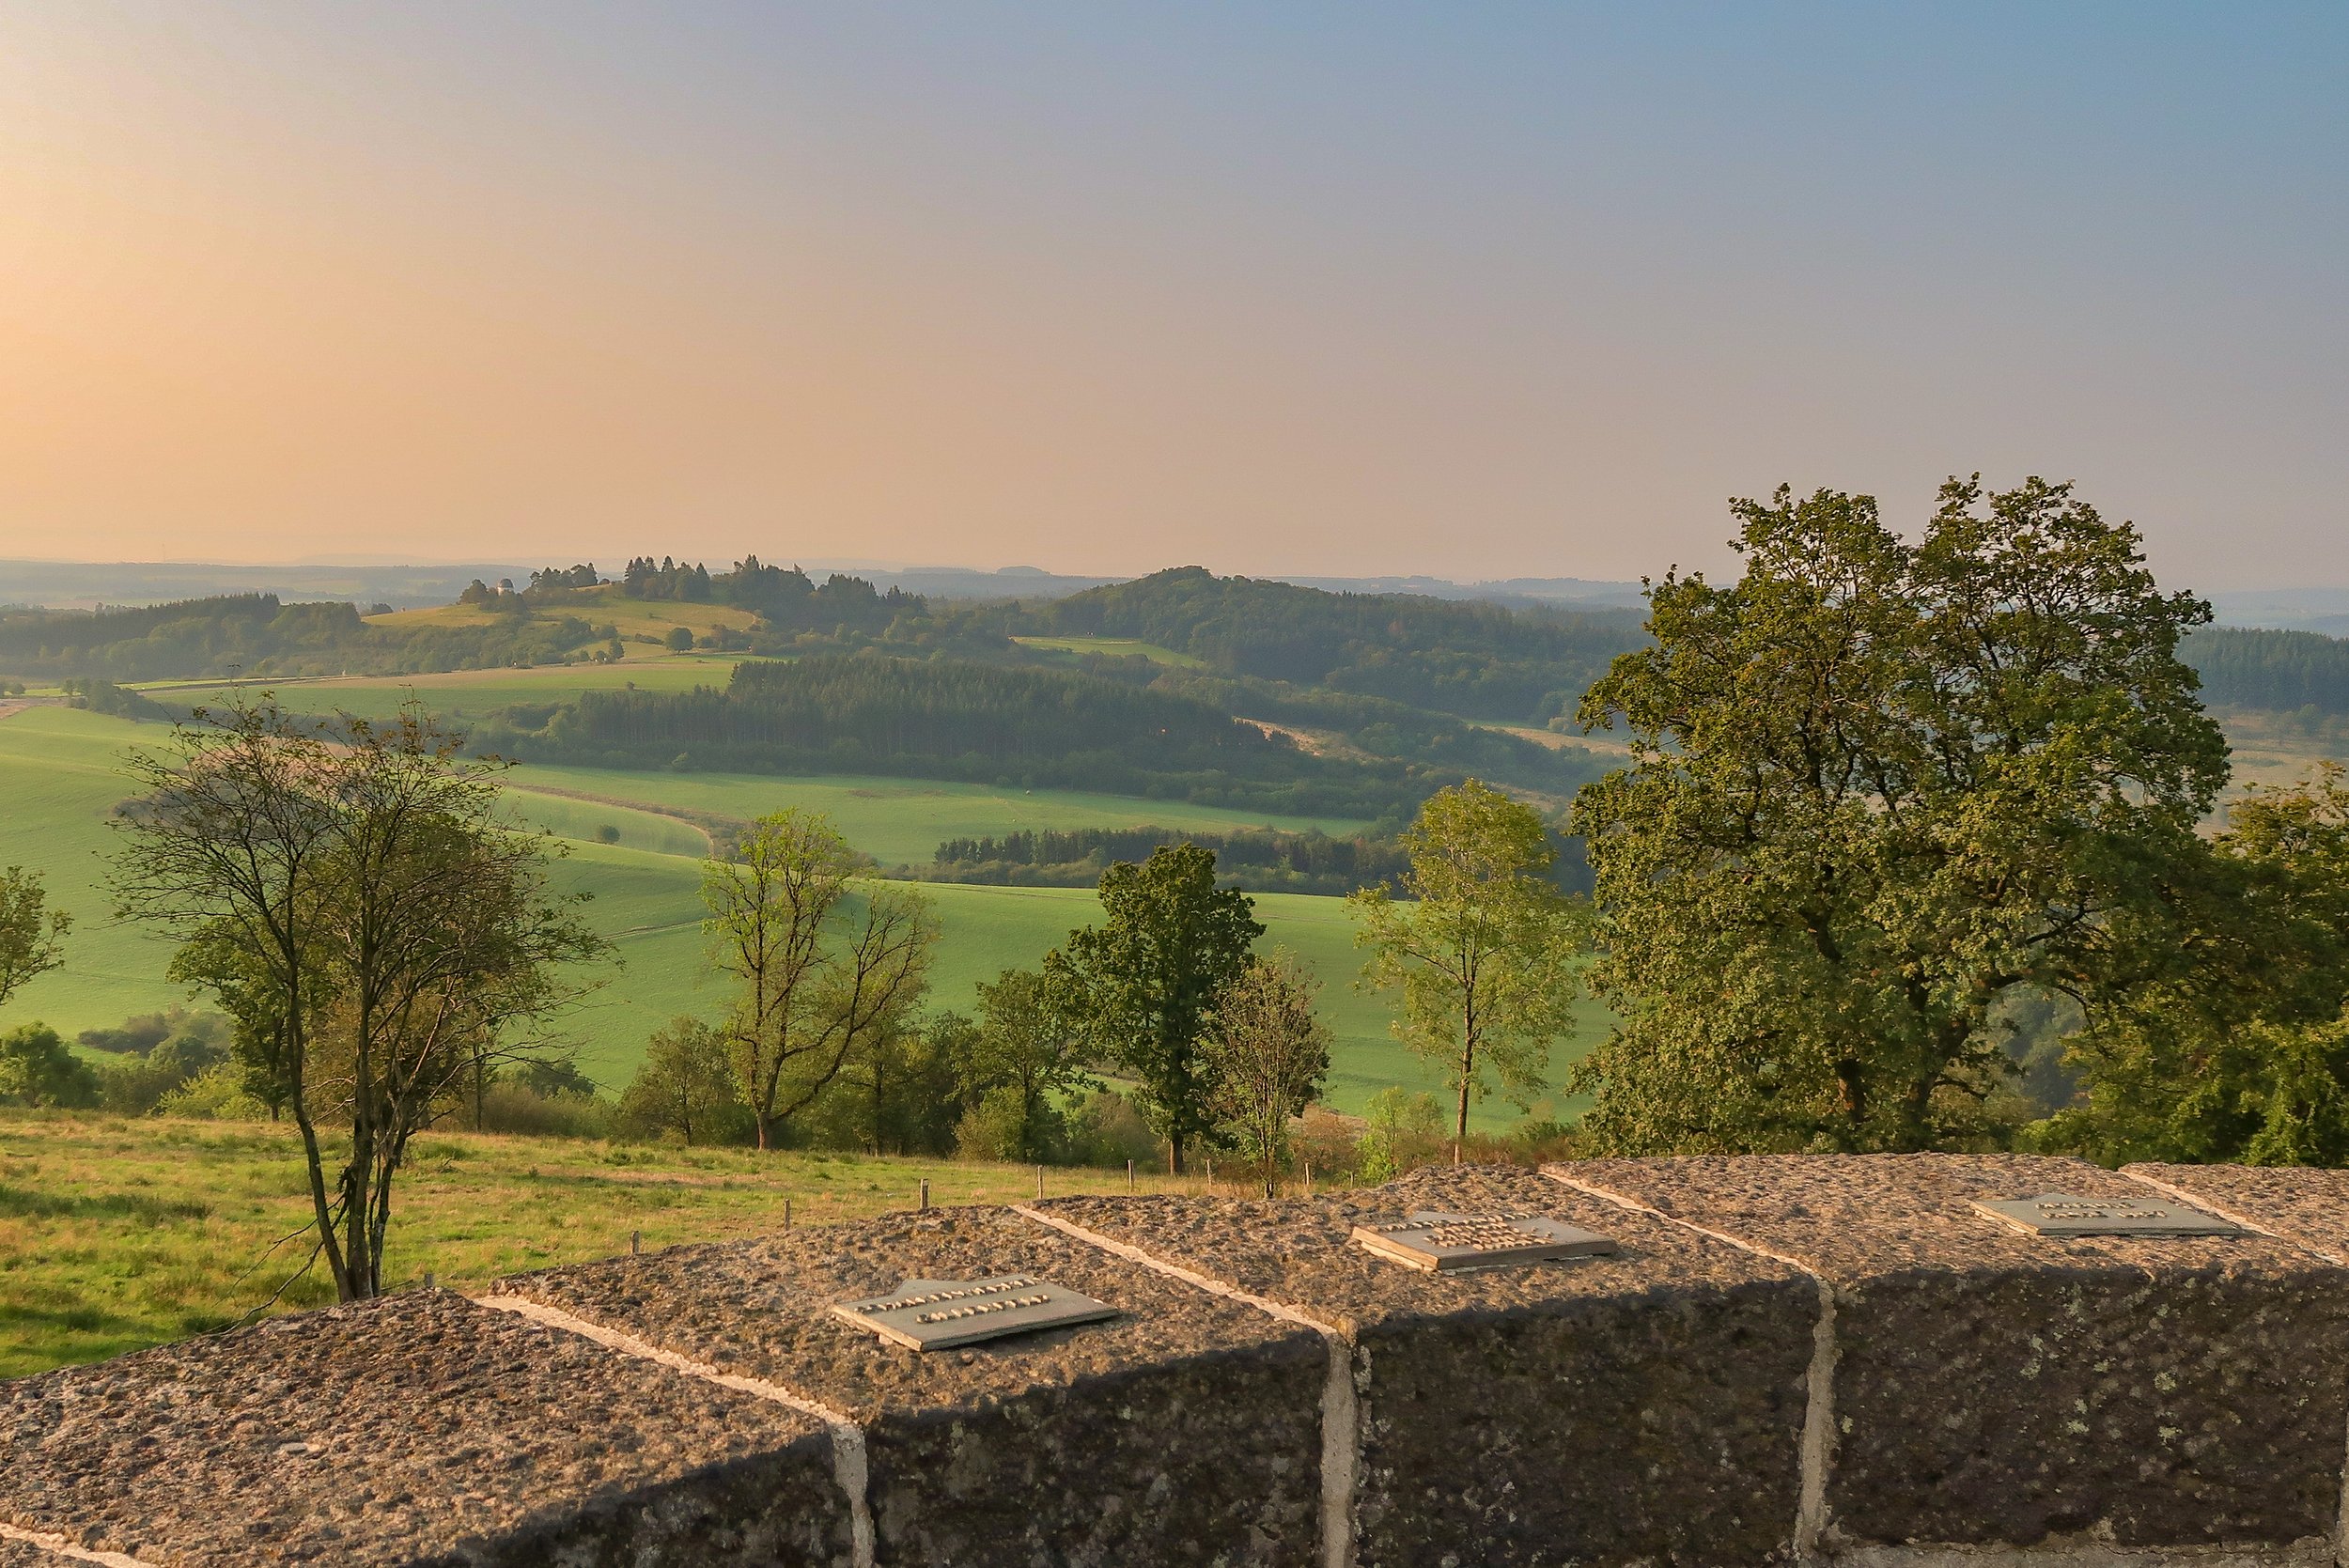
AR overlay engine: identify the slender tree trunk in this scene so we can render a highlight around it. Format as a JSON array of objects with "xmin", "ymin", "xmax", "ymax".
[{"xmin": 1454, "ymin": 1048, "xmax": 1472, "ymax": 1163}]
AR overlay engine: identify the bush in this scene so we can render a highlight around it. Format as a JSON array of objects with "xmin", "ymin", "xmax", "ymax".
[
  {"xmin": 476, "ymin": 1081, "xmax": 614, "ymax": 1139},
  {"xmin": 1356, "ymin": 1087, "xmax": 1444, "ymax": 1182},
  {"xmin": 154, "ymin": 1061, "xmax": 272, "ymax": 1121},
  {"xmin": 0, "ymin": 1023, "xmax": 101, "ymax": 1108},
  {"xmin": 1061, "ymin": 1088, "xmax": 1158, "ymax": 1168},
  {"xmin": 615, "ymin": 1017, "xmax": 754, "ymax": 1145},
  {"xmin": 955, "ymin": 1083, "xmax": 1068, "ymax": 1163},
  {"xmin": 94, "ymin": 1019, "xmax": 229, "ymax": 1114}
]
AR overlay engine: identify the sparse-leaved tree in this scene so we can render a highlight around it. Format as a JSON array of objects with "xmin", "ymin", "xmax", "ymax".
[
  {"xmin": 112, "ymin": 693, "xmax": 607, "ymax": 1300},
  {"xmin": 0, "ymin": 865, "xmax": 72, "ymax": 1010},
  {"xmin": 1206, "ymin": 948, "xmax": 1332, "ymax": 1194},
  {"xmin": 1351, "ymin": 780, "xmax": 1585, "ymax": 1156},
  {"xmin": 702, "ymin": 810, "xmax": 939, "ymax": 1150}
]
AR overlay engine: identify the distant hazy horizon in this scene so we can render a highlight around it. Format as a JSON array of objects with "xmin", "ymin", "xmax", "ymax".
[{"xmin": 3, "ymin": 6, "xmax": 2341, "ymax": 588}]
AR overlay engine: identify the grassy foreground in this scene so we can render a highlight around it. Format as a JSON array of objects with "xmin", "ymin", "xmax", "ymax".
[{"xmin": 0, "ymin": 1108, "xmax": 1227, "ymax": 1381}]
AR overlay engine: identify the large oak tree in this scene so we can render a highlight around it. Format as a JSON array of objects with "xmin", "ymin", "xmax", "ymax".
[{"xmin": 1571, "ymin": 477, "xmax": 2228, "ymax": 1154}]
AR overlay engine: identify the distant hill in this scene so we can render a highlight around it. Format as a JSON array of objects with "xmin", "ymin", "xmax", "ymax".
[
  {"xmin": 1029, "ymin": 567, "xmax": 1648, "ymax": 724},
  {"xmin": 0, "ymin": 559, "xmax": 537, "ymax": 612}
]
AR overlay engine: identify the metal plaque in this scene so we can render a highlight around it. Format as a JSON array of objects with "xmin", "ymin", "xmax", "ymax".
[
  {"xmin": 1350, "ymin": 1210, "xmax": 1618, "ymax": 1273},
  {"xmin": 832, "ymin": 1276, "xmax": 1120, "ymax": 1351},
  {"xmin": 1971, "ymin": 1192, "xmax": 2246, "ymax": 1238}
]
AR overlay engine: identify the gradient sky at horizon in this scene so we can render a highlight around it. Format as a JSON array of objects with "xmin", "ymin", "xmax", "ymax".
[{"xmin": 1, "ymin": 5, "xmax": 2342, "ymax": 588}]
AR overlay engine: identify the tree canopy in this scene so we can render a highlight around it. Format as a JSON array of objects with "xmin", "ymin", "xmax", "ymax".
[
  {"xmin": 1050, "ymin": 843, "xmax": 1263, "ymax": 1172},
  {"xmin": 1570, "ymin": 477, "xmax": 2229, "ymax": 1155},
  {"xmin": 1350, "ymin": 780, "xmax": 1584, "ymax": 1151}
]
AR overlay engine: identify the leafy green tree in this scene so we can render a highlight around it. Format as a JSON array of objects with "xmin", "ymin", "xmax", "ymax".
[
  {"xmin": 953, "ymin": 968, "xmax": 1095, "ymax": 1163},
  {"xmin": 1206, "ymin": 948, "xmax": 1332, "ymax": 1194},
  {"xmin": 0, "ymin": 866, "xmax": 70, "ymax": 1010},
  {"xmin": 1051, "ymin": 844, "xmax": 1263, "ymax": 1173},
  {"xmin": 1570, "ymin": 477, "xmax": 2230, "ymax": 1155},
  {"xmin": 0, "ymin": 1023, "xmax": 100, "ymax": 1108},
  {"xmin": 1351, "ymin": 780, "xmax": 1584, "ymax": 1155},
  {"xmin": 2042, "ymin": 762, "xmax": 2349, "ymax": 1164},
  {"xmin": 617, "ymin": 1017, "xmax": 748, "ymax": 1145},
  {"xmin": 702, "ymin": 810, "xmax": 939, "ymax": 1149}
]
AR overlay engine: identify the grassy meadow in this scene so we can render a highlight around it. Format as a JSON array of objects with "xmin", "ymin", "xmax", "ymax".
[
  {"xmin": 0, "ymin": 692, "xmax": 1603, "ymax": 1125},
  {"xmin": 0, "ymin": 1109, "xmax": 1230, "ymax": 1380},
  {"xmin": 360, "ymin": 584, "xmax": 762, "ymax": 642}
]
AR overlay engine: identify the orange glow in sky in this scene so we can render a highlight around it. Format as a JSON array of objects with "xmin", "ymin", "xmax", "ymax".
[{"xmin": 1, "ymin": 7, "xmax": 2341, "ymax": 585}]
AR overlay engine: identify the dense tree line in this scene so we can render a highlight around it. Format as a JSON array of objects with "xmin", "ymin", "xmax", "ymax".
[
  {"xmin": 0, "ymin": 595, "xmax": 598, "ymax": 682},
  {"xmin": 2183, "ymin": 625, "xmax": 2349, "ymax": 715},
  {"xmin": 1025, "ymin": 566, "xmax": 1648, "ymax": 723},
  {"xmin": 613, "ymin": 555, "xmax": 927, "ymax": 635},
  {"xmin": 471, "ymin": 654, "xmax": 1460, "ymax": 815},
  {"xmin": 923, "ymin": 826, "xmax": 1412, "ymax": 893},
  {"xmin": 920, "ymin": 822, "xmax": 1594, "ymax": 895}
]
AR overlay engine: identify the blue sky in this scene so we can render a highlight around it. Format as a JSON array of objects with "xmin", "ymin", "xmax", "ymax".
[{"xmin": 0, "ymin": 4, "xmax": 2341, "ymax": 586}]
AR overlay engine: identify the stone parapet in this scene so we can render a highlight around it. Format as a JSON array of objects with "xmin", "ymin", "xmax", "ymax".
[
  {"xmin": 0, "ymin": 1289, "xmax": 845, "ymax": 1566},
  {"xmin": 3, "ymin": 1159, "xmax": 2348, "ymax": 1567},
  {"xmin": 496, "ymin": 1205, "xmax": 1328, "ymax": 1568},
  {"xmin": 1038, "ymin": 1166, "xmax": 1815, "ymax": 1568},
  {"xmin": 2124, "ymin": 1164, "xmax": 2349, "ymax": 1264},
  {"xmin": 1552, "ymin": 1154, "xmax": 2349, "ymax": 1561}
]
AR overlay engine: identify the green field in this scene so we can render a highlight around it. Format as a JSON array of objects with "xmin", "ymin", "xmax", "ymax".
[
  {"xmin": 142, "ymin": 654, "xmax": 744, "ymax": 722},
  {"xmin": 0, "ymin": 704, "xmax": 1602, "ymax": 1125}
]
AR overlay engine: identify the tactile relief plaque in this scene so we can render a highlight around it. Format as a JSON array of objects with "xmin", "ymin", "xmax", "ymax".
[
  {"xmin": 1350, "ymin": 1210, "xmax": 1618, "ymax": 1273},
  {"xmin": 832, "ymin": 1275, "xmax": 1121, "ymax": 1351},
  {"xmin": 1971, "ymin": 1191, "xmax": 2247, "ymax": 1239}
]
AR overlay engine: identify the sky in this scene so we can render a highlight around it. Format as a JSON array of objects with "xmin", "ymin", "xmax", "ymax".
[{"xmin": 0, "ymin": 5, "xmax": 2342, "ymax": 588}]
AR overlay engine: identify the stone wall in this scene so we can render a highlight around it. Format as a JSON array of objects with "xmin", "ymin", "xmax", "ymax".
[{"xmin": 5, "ymin": 1154, "xmax": 2348, "ymax": 1567}]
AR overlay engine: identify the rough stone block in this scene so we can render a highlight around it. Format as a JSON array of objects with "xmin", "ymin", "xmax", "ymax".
[
  {"xmin": 1043, "ymin": 1166, "xmax": 1816, "ymax": 1568},
  {"xmin": 1554, "ymin": 1154, "xmax": 2349, "ymax": 1554},
  {"xmin": 496, "ymin": 1205, "xmax": 1328, "ymax": 1568},
  {"xmin": 0, "ymin": 1289, "xmax": 846, "ymax": 1567},
  {"xmin": 0, "ymin": 1536, "xmax": 80, "ymax": 1568},
  {"xmin": 2127, "ymin": 1163, "xmax": 2349, "ymax": 1263}
]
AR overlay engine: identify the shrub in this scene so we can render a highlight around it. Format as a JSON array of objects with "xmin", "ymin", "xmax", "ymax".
[
  {"xmin": 154, "ymin": 1061, "xmax": 272, "ymax": 1121},
  {"xmin": 476, "ymin": 1081, "xmax": 614, "ymax": 1140},
  {"xmin": 0, "ymin": 1023, "xmax": 101, "ymax": 1109},
  {"xmin": 1061, "ymin": 1088, "xmax": 1158, "ymax": 1168}
]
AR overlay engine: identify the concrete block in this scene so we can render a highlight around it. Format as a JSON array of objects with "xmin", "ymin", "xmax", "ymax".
[
  {"xmin": 496, "ymin": 1205, "xmax": 1328, "ymax": 1568},
  {"xmin": 0, "ymin": 1289, "xmax": 845, "ymax": 1567},
  {"xmin": 1043, "ymin": 1166, "xmax": 1816, "ymax": 1567},
  {"xmin": 1553, "ymin": 1155, "xmax": 2349, "ymax": 1555}
]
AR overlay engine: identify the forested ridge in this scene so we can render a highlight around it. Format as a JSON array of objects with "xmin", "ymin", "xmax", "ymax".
[
  {"xmin": 0, "ymin": 594, "xmax": 596, "ymax": 681},
  {"xmin": 917, "ymin": 821, "xmax": 1595, "ymax": 896},
  {"xmin": 473, "ymin": 655, "xmax": 1453, "ymax": 814},
  {"xmin": 1030, "ymin": 566, "xmax": 1646, "ymax": 723},
  {"xmin": 2184, "ymin": 626, "xmax": 2349, "ymax": 715}
]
